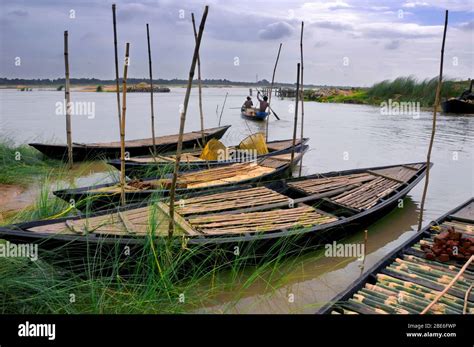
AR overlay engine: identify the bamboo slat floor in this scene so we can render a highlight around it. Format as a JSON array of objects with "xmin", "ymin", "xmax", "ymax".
[
  {"xmin": 176, "ymin": 187, "xmax": 289, "ymax": 216},
  {"xmin": 91, "ymin": 156, "xmax": 292, "ymax": 193},
  {"xmin": 7, "ymin": 162, "xmax": 427, "ymax": 245},
  {"xmin": 187, "ymin": 205, "xmax": 338, "ymax": 235},
  {"xmin": 325, "ymin": 202, "xmax": 474, "ymax": 315},
  {"xmin": 288, "ymin": 164, "xmax": 421, "ymax": 211}
]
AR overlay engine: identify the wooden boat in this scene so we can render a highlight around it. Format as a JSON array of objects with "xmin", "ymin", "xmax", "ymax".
[
  {"xmin": 29, "ymin": 125, "xmax": 231, "ymax": 161},
  {"xmin": 0, "ymin": 162, "xmax": 428, "ymax": 254},
  {"xmin": 441, "ymin": 98, "xmax": 474, "ymax": 114},
  {"xmin": 53, "ymin": 145, "xmax": 308, "ymax": 210},
  {"xmin": 241, "ymin": 107, "xmax": 269, "ymax": 121},
  {"xmin": 318, "ymin": 198, "xmax": 474, "ymax": 314},
  {"xmin": 106, "ymin": 137, "xmax": 309, "ymax": 178},
  {"xmin": 442, "ymin": 80, "xmax": 474, "ymax": 114}
]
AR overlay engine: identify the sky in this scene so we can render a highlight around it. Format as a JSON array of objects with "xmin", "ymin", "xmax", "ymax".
[{"xmin": 0, "ymin": 0, "xmax": 473, "ymax": 86}]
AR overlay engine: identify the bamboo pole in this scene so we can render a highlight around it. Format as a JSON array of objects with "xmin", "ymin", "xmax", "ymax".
[
  {"xmin": 463, "ymin": 284, "xmax": 473, "ymax": 314},
  {"xmin": 120, "ymin": 43, "xmax": 130, "ymax": 206},
  {"xmin": 112, "ymin": 4, "xmax": 121, "ymax": 129},
  {"xmin": 192, "ymin": 13, "xmax": 205, "ymax": 147},
  {"xmin": 64, "ymin": 31, "xmax": 73, "ymax": 169},
  {"xmin": 360, "ymin": 229, "xmax": 368, "ymax": 275},
  {"xmin": 265, "ymin": 43, "xmax": 282, "ymax": 141},
  {"xmin": 146, "ymin": 24, "xmax": 157, "ymax": 154},
  {"xmin": 290, "ymin": 63, "xmax": 300, "ymax": 171},
  {"xmin": 417, "ymin": 10, "xmax": 448, "ymax": 231},
  {"xmin": 421, "ymin": 255, "xmax": 473, "ymax": 314},
  {"xmin": 298, "ymin": 22, "xmax": 305, "ymax": 177},
  {"xmin": 218, "ymin": 92, "xmax": 228, "ymax": 126},
  {"xmin": 168, "ymin": 6, "xmax": 209, "ymax": 238}
]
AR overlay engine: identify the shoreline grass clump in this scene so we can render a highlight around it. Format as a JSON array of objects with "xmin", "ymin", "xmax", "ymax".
[
  {"xmin": 0, "ymin": 139, "xmax": 64, "ymax": 185},
  {"xmin": 304, "ymin": 76, "xmax": 469, "ymax": 107},
  {"xmin": 366, "ymin": 76, "xmax": 468, "ymax": 107}
]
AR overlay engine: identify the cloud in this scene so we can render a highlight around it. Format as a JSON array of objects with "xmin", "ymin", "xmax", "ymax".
[
  {"xmin": 8, "ymin": 9, "xmax": 28, "ymax": 17},
  {"xmin": 384, "ymin": 40, "xmax": 401, "ymax": 50},
  {"xmin": 258, "ymin": 22, "xmax": 294, "ymax": 40},
  {"xmin": 314, "ymin": 40, "xmax": 329, "ymax": 48},
  {"xmin": 312, "ymin": 20, "xmax": 353, "ymax": 31},
  {"xmin": 402, "ymin": 1, "xmax": 430, "ymax": 8},
  {"xmin": 357, "ymin": 22, "xmax": 442, "ymax": 39},
  {"xmin": 302, "ymin": 1, "xmax": 352, "ymax": 11},
  {"xmin": 458, "ymin": 21, "xmax": 474, "ymax": 31}
]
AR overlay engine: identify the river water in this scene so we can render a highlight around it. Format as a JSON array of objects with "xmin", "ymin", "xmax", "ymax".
[{"xmin": 0, "ymin": 87, "xmax": 473, "ymax": 312}]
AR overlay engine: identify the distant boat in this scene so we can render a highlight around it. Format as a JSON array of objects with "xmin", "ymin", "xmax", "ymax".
[
  {"xmin": 442, "ymin": 79, "xmax": 474, "ymax": 114},
  {"xmin": 29, "ymin": 125, "xmax": 231, "ymax": 161},
  {"xmin": 441, "ymin": 98, "xmax": 474, "ymax": 114},
  {"xmin": 241, "ymin": 106, "xmax": 269, "ymax": 121}
]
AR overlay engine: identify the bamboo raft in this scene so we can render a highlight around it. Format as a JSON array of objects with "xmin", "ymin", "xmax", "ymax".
[
  {"xmin": 28, "ymin": 125, "xmax": 231, "ymax": 161},
  {"xmin": 53, "ymin": 146, "xmax": 308, "ymax": 210},
  {"xmin": 0, "ymin": 162, "xmax": 428, "ymax": 252},
  {"xmin": 106, "ymin": 137, "xmax": 309, "ymax": 177},
  {"xmin": 318, "ymin": 198, "xmax": 474, "ymax": 315}
]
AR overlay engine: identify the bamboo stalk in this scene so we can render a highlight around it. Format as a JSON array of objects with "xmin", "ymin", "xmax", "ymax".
[
  {"xmin": 417, "ymin": 10, "xmax": 448, "ymax": 231},
  {"xmin": 146, "ymin": 24, "xmax": 157, "ymax": 154},
  {"xmin": 421, "ymin": 255, "xmax": 473, "ymax": 314},
  {"xmin": 298, "ymin": 21, "xmax": 305, "ymax": 177},
  {"xmin": 112, "ymin": 4, "xmax": 121, "ymax": 129},
  {"xmin": 266, "ymin": 43, "xmax": 282, "ymax": 141},
  {"xmin": 360, "ymin": 229, "xmax": 368, "ymax": 274},
  {"xmin": 464, "ymin": 284, "xmax": 474, "ymax": 314},
  {"xmin": 64, "ymin": 31, "xmax": 73, "ymax": 169},
  {"xmin": 192, "ymin": 13, "xmax": 205, "ymax": 147},
  {"xmin": 218, "ymin": 92, "xmax": 228, "ymax": 126},
  {"xmin": 168, "ymin": 6, "xmax": 209, "ymax": 238},
  {"xmin": 120, "ymin": 43, "xmax": 130, "ymax": 206},
  {"xmin": 290, "ymin": 63, "xmax": 300, "ymax": 171}
]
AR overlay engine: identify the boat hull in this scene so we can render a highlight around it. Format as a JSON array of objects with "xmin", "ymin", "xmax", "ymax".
[
  {"xmin": 317, "ymin": 197, "xmax": 473, "ymax": 314},
  {"xmin": 441, "ymin": 99, "xmax": 474, "ymax": 114},
  {"xmin": 106, "ymin": 138, "xmax": 309, "ymax": 178},
  {"xmin": 241, "ymin": 107, "xmax": 269, "ymax": 121},
  {"xmin": 29, "ymin": 125, "xmax": 231, "ymax": 161},
  {"xmin": 0, "ymin": 162, "xmax": 429, "ymax": 261},
  {"xmin": 53, "ymin": 146, "xmax": 308, "ymax": 211}
]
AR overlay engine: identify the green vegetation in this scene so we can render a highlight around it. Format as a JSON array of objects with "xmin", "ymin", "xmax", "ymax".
[
  {"xmin": 305, "ymin": 76, "xmax": 470, "ymax": 107},
  {"xmin": 0, "ymin": 140, "xmax": 64, "ymax": 185},
  {"xmin": 365, "ymin": 76, "xmax": 468, "ymax": 107},
  {"xmin": 0, "ymin": 139, "xmax": 324, "ymax": 314},
  {"xmin": 96, "ymin": 85, "xmax": 103, "ymax": 92},
  {"xmin": 0, "ymin": 183, "xmax": 316, "ymax": 313},
  {"xmin": 56, "ymin": 85, "xmax": 64, "ymax": 91}
]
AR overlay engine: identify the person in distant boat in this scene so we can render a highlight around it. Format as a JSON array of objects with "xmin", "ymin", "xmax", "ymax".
[
  {"xmin": 257, "ymin": 92, "xmax": 269, "ymax": 112},
  {"xmin": 243, "ymin": 96, "xmax": 253, "ymax": 109},
  {"xmin": 460, "ymin": 80, "xmax": 474, "ymax": 101}
]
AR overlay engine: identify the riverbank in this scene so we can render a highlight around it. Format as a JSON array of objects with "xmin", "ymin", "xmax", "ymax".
[
  {"xmin": 304, "ymin": 77, "xmax": 470, "ymax": 107},
  {"xmin": 0, "ymin": 139, "xmax": 303, "ymax": 314}
]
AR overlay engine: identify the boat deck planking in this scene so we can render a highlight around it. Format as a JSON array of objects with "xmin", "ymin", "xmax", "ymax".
[
  {"xmin": 322, "ymin": 200, "xmax": 474, "ymax": 315},
  {"xmin": 28, "ymin": 163, "xmax": 426, "ymax": 240}
]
